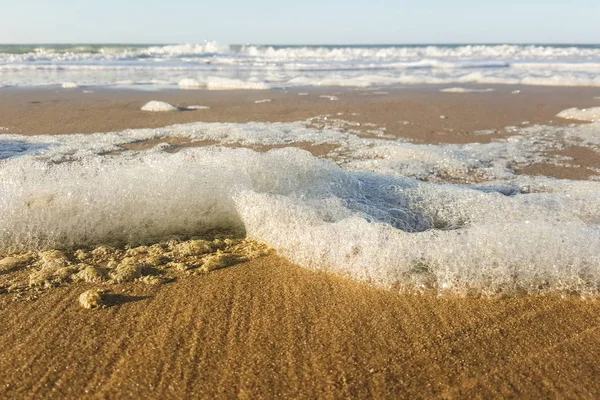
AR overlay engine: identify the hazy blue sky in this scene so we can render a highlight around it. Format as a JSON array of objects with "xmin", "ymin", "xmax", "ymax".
[{"xmin": 1, "ymin": 0, "xmax": 599, "ymax": 44}]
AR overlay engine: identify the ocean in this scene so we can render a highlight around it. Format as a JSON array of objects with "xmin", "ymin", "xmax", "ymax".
[{"xmin": 1, "ymin": 42, "xmax": 600, "ymax": 88}]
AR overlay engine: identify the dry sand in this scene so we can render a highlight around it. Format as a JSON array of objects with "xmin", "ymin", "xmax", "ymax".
[{"xmin": 1, "ymin": 85, "xmax": 600, "ymax": 399}]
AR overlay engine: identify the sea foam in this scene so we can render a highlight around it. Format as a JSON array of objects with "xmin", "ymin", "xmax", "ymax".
[
  {"xmin": 0, "ymin": 146, "xmax": 599, "ymax": 296},
  {"xmin": 0, "ymin": 120, "xmax": 599, "ymax": 296},
  {"xmin": 206, "ymin": 77, "xmax": 271, "ymax": 90},
  {"xmin": 61, "ymin": 82, "xmax": 78, "ymax": 89},
  {"xmin": 141, "ymin": 101, "xmax": 179, "ymax": 112},
  {"xmin": 557, "ymin": 107, "xmax": 600, "ymax": 122},
  {"xmin": 178, "ymin": 78, "xmax": 203, "ymax": 89}
]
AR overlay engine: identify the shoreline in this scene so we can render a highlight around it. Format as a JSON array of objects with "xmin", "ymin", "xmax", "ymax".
[
  {"xmin": 1, "ymin": 84, "xmax": 599, "ymax": 139},
  {"xmin": 1, "ymin": 84, "xmax": 599, "ymax": 180}
]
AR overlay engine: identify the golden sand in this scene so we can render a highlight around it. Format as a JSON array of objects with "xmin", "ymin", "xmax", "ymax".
[{"xmin": 1, "ymin": 255, "xmax": 600, "ymax": 398}]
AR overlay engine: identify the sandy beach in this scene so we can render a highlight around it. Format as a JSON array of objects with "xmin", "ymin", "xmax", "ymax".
[
  {"xmin": 1, "ymin": 85, "xmax": 600, "ymax": 399},
  {"xmin": 2, "ymin": 254, "xmax": 600, "ymax": 399}
]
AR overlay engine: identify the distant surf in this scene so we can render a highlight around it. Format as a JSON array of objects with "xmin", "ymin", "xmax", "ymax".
[{"xmin": 1, "ymin": 43, "xmax": 600, "ymax": 88}]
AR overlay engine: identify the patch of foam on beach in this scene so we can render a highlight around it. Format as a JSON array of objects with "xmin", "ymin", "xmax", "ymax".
[
  {"xmin": 557, "ymin": 107, "xmax": 600, "ymax": 122},
  {"xmin": 1, "ymin": 118, "xmax": 598, "ymax": 182},
  {"xmin": 1, "ymin": 120, "xmax": 600, "ymax": 296},
  {"xmin": 141, "ymin": 101, "xmax": 179, "ymax": 112},
  {"xmin": 0, "ymin": 146, "xmax": 599, "ymax": 296}
]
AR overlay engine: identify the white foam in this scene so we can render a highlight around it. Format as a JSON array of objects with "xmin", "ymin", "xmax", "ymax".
[
  {"xmin": 3, "ymin": 43, "xmax": 600, "ymax": 89},
  {"xmin": 178, "ymin": 78, "xmax": 203, "ymax": 89},
  {"xmin": 141, "ymin": 101, "xmax": 179, "ymax": 112},
  {"xmin": 61, "ymin": 82, "xmax": 78, "ymax": 89},
  {"xmin": 440, "ymin": 87, "xmax": 495, "ymax": 93},
  {"xmin": 512, "ymin": 90, "xmax": 521, "ymax": 94},
  {"xmin": 239, "ymin": 44, "xmax": 600, "ymax": 63},
  {"xmin": 254, "ymin": 99, "xmax": 272, "ymax": 104},
  {"xmin": 557, "ymin": 107, "xmax": 600, "ymax": 122},
  {"xmin": 1, "ymin": 119, "xmax": 600, "ymax": 295},
  {"xmin": 206, "ymin": 77, "xmax": 271, "ymax": 90},
  {"xmin": 186, "ymin": 105, "xmax": 210, "ymax": 110},
  {"xmin": 1, "ymin": 142, "xmax": 599, "ymax": 296},
  {"xmin": 320, "ymin": 95, "xmax": 338, "ymax": 101}
]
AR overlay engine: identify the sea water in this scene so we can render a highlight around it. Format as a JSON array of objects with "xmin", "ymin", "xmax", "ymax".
[{"xmin": 1, "ymin": 43, "xmax": 600, "ymax": 88}]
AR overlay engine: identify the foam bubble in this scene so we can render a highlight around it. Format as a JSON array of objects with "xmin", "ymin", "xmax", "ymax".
[
  {"xmin": 141, "ymin": 101, "xmax": 179, "ymax": 112},
  {"xmin": 254, "ymin": 99, "xmax": 271, "ymax": 104}
]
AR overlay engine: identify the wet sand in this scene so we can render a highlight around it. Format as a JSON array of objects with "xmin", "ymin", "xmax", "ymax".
[
  {"xmin": 1, "ymin": 85, "xmax": 600, "ymax": 398},
  {"xmin": 2, "ymin": 255, "xmax": 600, "ymax": 399},
  {"xmin": 1, "ymin": 84, "xmax": 599, "ymax": 143},
  {"xmin": 2, "ymin": 84, "xmax": 599, "ymax": 181}
]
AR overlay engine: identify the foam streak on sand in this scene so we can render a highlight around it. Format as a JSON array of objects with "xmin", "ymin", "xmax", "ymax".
[{"xmin": 0, "ymin": 118, "xmax": 600, "ymax": 296}]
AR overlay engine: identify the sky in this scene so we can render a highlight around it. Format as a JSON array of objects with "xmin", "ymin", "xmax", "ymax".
[{"xmin": 0, "ymin": 0, "xmax": 599, "ymax": 44}]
